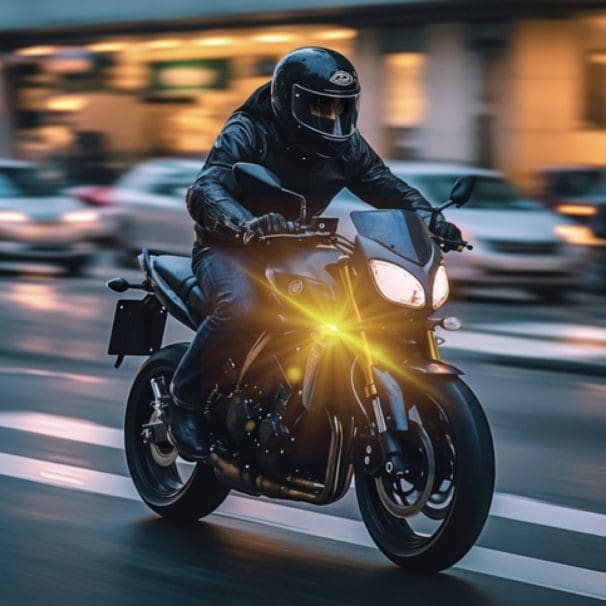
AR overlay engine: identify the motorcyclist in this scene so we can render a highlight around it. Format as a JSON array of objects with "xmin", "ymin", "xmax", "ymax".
[{"xmin": 168, "ymin": 46, "xmax": 462, "ymax": 460}]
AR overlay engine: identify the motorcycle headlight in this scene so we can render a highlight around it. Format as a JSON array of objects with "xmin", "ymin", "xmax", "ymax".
[
  {"xmin": 432, "ymin": 264, "xmax": 449, "ymax": 309},
  {"xmin": 369, "ymin": 259, "xmax": 426, "ymax": 308}
]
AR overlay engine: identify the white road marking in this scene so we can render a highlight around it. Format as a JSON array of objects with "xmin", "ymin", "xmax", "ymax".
[
  {"xmin": 584, "ymin": 382, "xmax": 606, "ymax": 394},
  {"xmin": 0, "ymin": 452, "xmax": 604, "ymax": 601},
  {"xmin": 491, "ymin": 493, "xmax": 606, "ymax": 539},
  {"xmin": 473, "ymin": 323, "xmax": 606, "ymax": 346},
  {"xmin": 1, "ymin": 410, "xmax": 605, "ymax": 538},
  {"xmin": 0, "ymin": 366, "xmax": 107, "ymax": 384},
  {"xmin": 0, "ymin": 411, "xmax": 123, "ymax": 449},
  {"xmin": 0, "ymin": 452, "xmax": 137, "ymax": 498},
  {"xmin": 441, "ymin": 330, "xmax": 606, "ymax": 362}
]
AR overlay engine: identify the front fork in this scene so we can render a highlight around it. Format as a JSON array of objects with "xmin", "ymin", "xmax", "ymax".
[{"xmin": 339, "ymin": 263, "xmax": 438, "ymax": 478}]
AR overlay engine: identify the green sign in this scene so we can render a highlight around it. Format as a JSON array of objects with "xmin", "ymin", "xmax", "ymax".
[{"xmin": 149, "ymin": 59, "xmax": 230, "ymax": 94}]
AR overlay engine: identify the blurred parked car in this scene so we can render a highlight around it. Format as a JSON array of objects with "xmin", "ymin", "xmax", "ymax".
[
  {"xmin": 104, "ymin": 158, "xmax": 202, "ymax": 258},
  {"xmin": 328, "ymin": 162, "xmax": 589, "ymax": 299},
  {"xmin": 537, "ymin": 165, "xmax": 606, "ymax": 242},
  {"xmin": 537, "ymin": 165, "xmax": 606, "ymax": 291},
  {"xmin": 0, "ymin": 158, "xmax": 121, "ymax": 275}
]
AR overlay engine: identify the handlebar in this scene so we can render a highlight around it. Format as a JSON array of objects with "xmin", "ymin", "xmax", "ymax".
[
  {"xmin": 243, "ymin": 221, "xmax": 472, "ymax": 254},
  {"xmin": 242, "ymin": 218, "xmax": 337, "ymax": 245}
]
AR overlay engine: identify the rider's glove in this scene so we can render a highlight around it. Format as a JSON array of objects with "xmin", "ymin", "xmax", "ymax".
[
  {"xmin": 243, "ymin": 212, "xmax": 292, "ymax": 239},
  {"xmin": 431, "ymin": 219, "xmax": 463, "ymax": 252}
]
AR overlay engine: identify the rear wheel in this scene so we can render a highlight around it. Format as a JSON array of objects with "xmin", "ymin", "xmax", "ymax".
[
  {"xmin": 355, "ymin": 377, "xmax": 494, "ymax": 573},
  {"xmin": 124, "ymin": 343, "xmax": 230, "ymax": 521}
]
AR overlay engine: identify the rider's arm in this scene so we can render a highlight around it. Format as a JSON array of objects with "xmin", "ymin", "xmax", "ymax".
[
  {"xmin": 346, "ymin": 134, "xmax": 434, "ymax": 224},
  {"xmin": 186, "ymin": 113, "xmax": 258, "ymax": 240}
]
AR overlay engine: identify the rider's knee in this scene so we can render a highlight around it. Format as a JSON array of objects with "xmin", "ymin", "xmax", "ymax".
[{"xmin": 214, "ymin": 292, "xmax": 259, "ymax": 326}]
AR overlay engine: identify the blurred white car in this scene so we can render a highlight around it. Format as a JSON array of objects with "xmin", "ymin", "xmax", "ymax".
[
  {"xmin": 107, "ymin": 158, "xmax": 202, "ymax": 257},
  {"xmin": 328, "ymin": 162, "xmax": 588, "ymax": 298},
  {"xmin": 0, "ymin": 158, "xmax": 121, "ymax": 274}
]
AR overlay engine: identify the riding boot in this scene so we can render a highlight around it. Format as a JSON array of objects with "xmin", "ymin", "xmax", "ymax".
[{"xmin": 166, "ymin": 386, "xmax": 210, "ymax": 461}]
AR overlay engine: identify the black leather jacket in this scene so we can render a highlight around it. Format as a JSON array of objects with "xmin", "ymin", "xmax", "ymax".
[{"xmin": 187, "ymin": 83, "xmax": 436, "ymax": 243}]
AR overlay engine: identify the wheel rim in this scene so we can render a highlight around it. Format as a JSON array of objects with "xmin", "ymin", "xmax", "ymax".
[
  {"xmin": 375, "ymin": 419, "xmax": 435, "ymax": 517},
  {"xmin": 362, "ymin": 395, "xmax": 459, "ymax": 554},
  {"xmin": 129, "ymin": 369, "xmax": 197, "ymax": 504},
  {"xmin": 148, "ymin": 409, "xmax": 179, "ymax": 468}
]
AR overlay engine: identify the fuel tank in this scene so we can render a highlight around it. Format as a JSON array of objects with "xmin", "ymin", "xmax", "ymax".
[{"xmin": 265, "ymin": 246, "xmax": 342, "ymax": 304}]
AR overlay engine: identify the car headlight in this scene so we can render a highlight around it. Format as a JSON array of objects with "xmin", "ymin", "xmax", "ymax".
[
  {"xmin": 63, "ymin": 210, "xmax": 100, "ymax": 223},
  {"xmin": 554, "ymin": 204, "xmax": 597, "ymax": 217},
  {"xmin": 0, "ymin": 211, "xmax": 28, "ymax": 223},
  {"xmin": 369, "ymin": 259, "xmax": 426, "ymax": 308},
  {"xmin": 432, "ymin": 264, "xmax": 449, "ymax": 309},
  {"xmin": 554, "ymin": 224, "xmax": 598, "ymax": 245}
]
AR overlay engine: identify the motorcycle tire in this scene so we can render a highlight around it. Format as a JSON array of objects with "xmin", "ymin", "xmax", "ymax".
[
  {"xmin": 355, "ymin": 376, "xmax": 494, "ymax": 573},
  {"xmin": 124, "ymin": 342, "xmax": 230, "ymax": 521}
]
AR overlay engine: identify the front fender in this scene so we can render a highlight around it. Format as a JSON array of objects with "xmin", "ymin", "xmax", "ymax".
[{"xmin": 403, "ymin": 360, "xmax": 464, "ymax": 375}]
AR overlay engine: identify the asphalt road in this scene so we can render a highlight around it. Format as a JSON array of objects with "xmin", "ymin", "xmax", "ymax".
[{"xmin": 0, "ymin": 263, "xmax": 604, "ymax": 605}]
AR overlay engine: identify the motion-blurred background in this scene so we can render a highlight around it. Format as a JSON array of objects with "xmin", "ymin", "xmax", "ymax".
[
  {"xmin": 0, "ymin": 0, "xmax": 605, "ymax": 289},
  {"xmin": 0, "ymin": 3, "xmax": 605, "ymax": 606}
]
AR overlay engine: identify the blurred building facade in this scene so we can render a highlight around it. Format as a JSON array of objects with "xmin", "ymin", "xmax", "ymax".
[{"xmin": 0, "ymin": 1, "xmax": 605, "ymax": 188}]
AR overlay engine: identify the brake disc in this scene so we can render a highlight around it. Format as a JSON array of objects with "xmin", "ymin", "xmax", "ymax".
[
  {"xmin": 375, "ymin": 421, "xmax": 435, "ymax": 518},
  {"xmin": 147, "ymin": 409, "xmax": 178, "ymax": 467}
]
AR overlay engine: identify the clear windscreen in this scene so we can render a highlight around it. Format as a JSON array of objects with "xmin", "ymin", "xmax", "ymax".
[{"xmin": 350, "ymin": 209, "xmax": 432, "ymax": 265}]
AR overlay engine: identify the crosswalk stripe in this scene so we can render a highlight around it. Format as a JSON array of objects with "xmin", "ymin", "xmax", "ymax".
[
  {"xmin": 442, "ymin": 330, "xmax": 606, "ymax": 361},
  {"xmin": 0, "ymin": 366, "xmax": 107, "ymax": 384},
  {"xmin": 472, "ymin": 322, "xmax": 606, "ymax": 346},
  {"xmin": 0, "ymin": 411, "xmax": 123, "ymax": 449},
  {"xmin": 0, "ymin": 452, "xmax": 604, "ymax": 601},
  {"xmin": 1, "ymin": 410, "xmax": 605, "ymax": 539},
  {"xmin": 492, "ymin": 493, "xmax": 606, "ymax": 538}
]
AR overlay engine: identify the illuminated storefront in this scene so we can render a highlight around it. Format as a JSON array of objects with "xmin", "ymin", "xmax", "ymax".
[
  {"xmin": 3, "ymin": 1, "xmax": 606, "ymax": 188},
  {"xmin": 7, "ymin": 26, "xmax": 358, "ymax": 174}
]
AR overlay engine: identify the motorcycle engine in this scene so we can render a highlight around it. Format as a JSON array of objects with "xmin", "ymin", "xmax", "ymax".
[{"xmin": 215, "ymin": 354, "xmax": 307, "ymax": 472}]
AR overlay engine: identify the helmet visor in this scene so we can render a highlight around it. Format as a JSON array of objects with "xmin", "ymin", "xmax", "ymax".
[{"xmin": 292, "ymin": 84, "xmax": 359, "ymax": 141}]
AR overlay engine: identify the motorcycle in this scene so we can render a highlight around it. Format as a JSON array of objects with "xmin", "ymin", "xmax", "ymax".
[{"xmin": 107, "ymin": 162, "xmax": 494, "ymax": 573}]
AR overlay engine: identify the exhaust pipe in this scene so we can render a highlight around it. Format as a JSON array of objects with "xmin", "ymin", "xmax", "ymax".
[
  {"xmin": 210, "ymin": 413, "xmax": 352, "ymax": 505},
  {"xmin": 210, "ymin": 453, "xmax": 260, "ymax": 497}
]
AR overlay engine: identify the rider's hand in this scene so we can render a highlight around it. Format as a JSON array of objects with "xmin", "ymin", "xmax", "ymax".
[
  {"xmin": 243, "ymin": 212, "xmax": 292, "ymax": 239},
  {"xmin": 431, "ymin": 220, "xmax": 463, "ymax": 252}
]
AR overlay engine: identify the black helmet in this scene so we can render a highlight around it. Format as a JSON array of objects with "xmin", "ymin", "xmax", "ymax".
[{"xmin": 271, "ymin": 47, "xmax": 361, "ymax": 157}]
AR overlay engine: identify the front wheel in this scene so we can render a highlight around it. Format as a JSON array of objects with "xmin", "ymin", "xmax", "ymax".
[
  {"xmin": 124, "ymin": 343, "xmax": 230, "ymax": 521},
  {"xmin": 355, "ymin": 377, "xmax": 494, "ymax": 573}
]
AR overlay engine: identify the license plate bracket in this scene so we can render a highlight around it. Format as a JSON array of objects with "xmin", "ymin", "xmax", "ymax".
[{"xmin": 108, "ymin": 296, "xmax": 167, "ymax": 367}]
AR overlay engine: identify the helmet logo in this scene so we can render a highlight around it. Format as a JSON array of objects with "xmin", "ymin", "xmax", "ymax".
[
  {"xmin": 288, "ymin": 279, "xmax": 304, "ymax": 296},
  {"xmin": 329, "ymin": 70, "xmax": 354, "ymax": 86}
]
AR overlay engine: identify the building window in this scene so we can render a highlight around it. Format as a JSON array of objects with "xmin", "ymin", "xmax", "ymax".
[
  {"xmin": 383, "ymin": 52, "xmax": 425, "ymax": 159},
  {"xmin": 584, "ymin": 52, "xmax": 606, "ymax": 128}
]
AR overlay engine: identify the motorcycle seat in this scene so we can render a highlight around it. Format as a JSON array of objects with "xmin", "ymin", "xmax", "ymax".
[{"xmin": 154, "ymin": 255, "xmax": 204, "ymax": 316}]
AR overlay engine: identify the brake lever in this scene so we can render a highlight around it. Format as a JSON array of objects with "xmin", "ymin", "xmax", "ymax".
[{"xmin": 431, "ymin": 235, "xmax": 473, "ymax": 252}]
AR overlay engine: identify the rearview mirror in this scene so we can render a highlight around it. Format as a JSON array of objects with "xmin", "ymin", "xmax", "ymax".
[
  {"xmin": 233, "ymin": 162, "xmax": 307, "ymax": 223},
  {"xmin": 450, "ymin": 176, "xmax": 476, "ymax": 207},
  {"xmin": 233, "ymin": 162, "xmax": 283, "ymax": 193}
]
